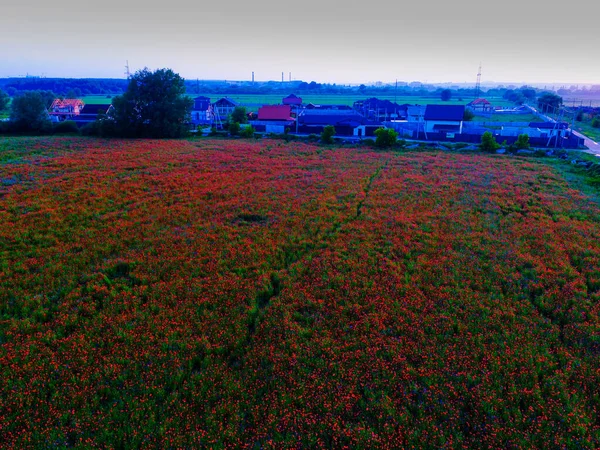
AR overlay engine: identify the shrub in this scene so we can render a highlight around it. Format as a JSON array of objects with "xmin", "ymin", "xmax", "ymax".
[
  {"xmin": 480, "ymin": 131, "xmax": 500, "ymax": 153},
  {"xmin": 321, "ymin": 125, "xmax": 335, "ymax": 144},
  {"xmin": 81, "ymin": 122, "xmax": 101, "ymax": 136},
  {"xmin": 361, "ymin": 138, "xmax": 375, "ymax": 147},
  {"xmin": 240, "ymin": 125, "xmax": 255, "ymax": 138},
  {"xmin": 374, "ymin": 127, "xmax": 398, "ymax": 148},
  {"xmin": 514, "ymin": 134, "xmax": 530, "ymax": 150},
  {"xmin": 592, "ymin": 117, "xmax": 600, "ymax": 128},
  {"xmin": 53, "ymin": 120, "xmax": 79, "ymax": 134},
  {"xmin": 463, "ymin": 109, "xmax": 475, "ymax": 121}
]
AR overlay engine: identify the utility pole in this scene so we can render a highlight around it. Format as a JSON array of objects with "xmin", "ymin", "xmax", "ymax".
[
  {"xmin": 395, "ymin": 78, "xmax": 398, "ymax": 119},
  {"xmin": 125, "ymin": 60, "xmax": 131, "ymax": 80},
  {"xmin": 475, "ymin": 63, "xmax": 482, "ymax": 99}
]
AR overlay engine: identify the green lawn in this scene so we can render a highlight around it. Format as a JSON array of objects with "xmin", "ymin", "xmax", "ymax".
[
  {"xmin": 574, "ymin": 121, "xmax": 600, "ymax": 142},
  {"xmin": 473, "ymin": 113, "xmax": 540, "ymax": 123}
]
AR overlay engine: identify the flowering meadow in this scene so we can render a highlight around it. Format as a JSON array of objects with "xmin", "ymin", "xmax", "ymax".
[{"xmin": 1, "ymin": 137, "xmax": 599, "ymax": 448}]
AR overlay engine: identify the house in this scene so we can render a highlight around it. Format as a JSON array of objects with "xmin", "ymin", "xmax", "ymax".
[
  {"xmin": 49, "ymin": 98, "xmax": 85, "ymax": 120},
  {"xmin": 424, "ymin": 104, "xmax": 465, "ymax": 134},
  {"xmin": 70, "ymin": 104, "xmax": 111, "ymax": 126},
  {"xmin": 298, "ymin": 109, "xmax": 380, "ymax": 137},
  {"xmin": 353, "ymin": 98, "xmax": 407, "ymax": 120},
  {"xmin": 212, "ymin": 97, "xmax": 238, "ymax": 120},
  {"xmin": 249, "ymin": 105, "xmax": 296, "ymax": 133},
  {"xmin": 304, "ymin": 103, "xmax": 352, "ymax": 110},
  {"xmin": 258, "ymin": 105, "xmax": 295, "ymax": 121},
  {"xmin": 191, "ymin": 96, "xmax": 213, "ymax": 125},
  {"xmin": 467, "ymin": 98, "xmax": 493, "ymax": 113},
  {"xmin": 406, "ymin": 105, "xmax": 426, "ymax": 122},
  {"xmin": 282, "ymin": 94, "xmax": 302, "ymax": 106}
]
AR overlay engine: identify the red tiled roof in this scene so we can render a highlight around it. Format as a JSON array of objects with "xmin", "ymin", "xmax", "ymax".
[
  {"xmin": 470, "ymin": 98, "xmax": 491, "ymax": 105},
  {"xmin": 258, "ymin": 105, "xmax": 294, "ymax": 121}
]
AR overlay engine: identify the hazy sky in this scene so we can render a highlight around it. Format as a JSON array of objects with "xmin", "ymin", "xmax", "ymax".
[{"xmin": 1, "ymin": 0, "xmax": 598, "ymax": 84}]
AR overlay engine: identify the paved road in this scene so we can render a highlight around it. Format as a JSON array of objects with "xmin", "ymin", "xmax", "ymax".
[
  {"xmin": 573, "ymin": 130, "xmax": 600, "ymax": 157},
  {"xmin": 526, "ymin": 104, "xmax": 600, "ymax": 158}
]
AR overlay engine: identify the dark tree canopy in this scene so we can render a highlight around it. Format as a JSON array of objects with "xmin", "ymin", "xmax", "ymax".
[
  {"xmin": 104, "ymin": 68, "xmax": 193, "ymax": 138},
  {"xmin": 440, "ymin": 89, "xmax": 452, "ymax": 101},
  {"xmin": 230, "ymin": 106, "xmax": 248, "ymax": 124},
  {"xmin": 9, "ymin": 91, "xmax": 52, "ymax": 132},
  {"xmin": 0, "ymin": 89, "xmax": 9, "ymax": 111},
  {"xmin": 537, "ymin": 92, "xmax": 563, "ymax": 113}
]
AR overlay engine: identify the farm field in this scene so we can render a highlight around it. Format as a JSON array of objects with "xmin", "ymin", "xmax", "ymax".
[
  {"xmin": 473, "ymin": 113, "xmax": 539, "ymax": 123},
  {"xmin": 79, "ymin": 95, "xmax": 115, "ymax": 105},
  {"xmin": 1, "ymin": 137, "xmax": 600, "ymax": 447},
  {"xmin": 81, "ymin": 94, "xmax": 516, "ymax": 108}
]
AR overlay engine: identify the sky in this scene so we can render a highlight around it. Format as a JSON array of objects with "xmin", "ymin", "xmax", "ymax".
[{"xmin": 1, "ymin": 0, "xmax": 598, "ymax": 85}]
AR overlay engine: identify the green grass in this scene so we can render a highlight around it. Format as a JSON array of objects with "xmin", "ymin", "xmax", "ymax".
[
  {"xmin": 81, "ymin": 93, "xmax": 516, "ymax": 109},
  {"xmin": 573, "ymin": 121, "xmax": 600, "ymax": 142},
  {"xmin": 473, "ymin": 113, "xmax": 539, "ymax": 123},
  {"xmin": 81, "ymin": 95, "xmax": 114, "ymax": 105}
]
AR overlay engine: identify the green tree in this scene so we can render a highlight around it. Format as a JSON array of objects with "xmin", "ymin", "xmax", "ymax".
[
  {"xmin": 320, "ymin": 125, "xmax": 335, "ymax": 144},
  {"xmin": 592, "ymin": 117, "xmax": 600, "ymax": 128},
  {"xmin": 103, "ymin": 68, "xmax": 192, "ymax": 138},
  {"xmin": 520, "ymin": 87, "xmax": 536, "ymax": 101},
  {"xmin": 514, "ymin": 134, "xmax": 530, "ymax": 149},
  {"xmin": 0, "ymin": 89, "xmax": 9, "ymax": 111},
  {"xmin": 231, "ymin": 106, "xmax": 248, "ymax": 124},
  {"xmin": 480, "ymin": 131, "xmax": 500, "ymax": 153},
  {"xmin": 463, "ymin": 109, "xmax": 475, "ymax": 121},
  {"xmin": 228, "ymin": 122, "xmax": 240, "ymax": 136},
  {"xmin": 440, "ymin": 89, "xmax": 452, "ymax": 101},
  {"xmin": 9, "ymin": 91, "xmax": 52, "ymax": 133},
  {"xmin": 537, "ymin": 92, "xmax": 563, "ymax": 113},
  {"xmin": 374, "ymin": 127, "xmax": 398, "ymax": 148},
  {"xmin": 503, "ymin": 89, "xmax": 525, "ymax": 105}
]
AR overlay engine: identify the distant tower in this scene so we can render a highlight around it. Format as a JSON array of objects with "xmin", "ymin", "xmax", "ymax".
[
  {"xmin": 282, "ymin": 72, "xmax": 284, "ymax": 83},
  {"xmin": 125, "ymin": 60, "xmax": 131, "ymax": 80},
  {"xmin": 252, "ymin": 72, "xmax": 255, "ymax": 84},
  {"xmin": 289, "ymin": 72, "xmax": 291, "ymax": 82},
  {"xmin": 475, "ymin": 63, "xmax": 482, "ymax": 99}
]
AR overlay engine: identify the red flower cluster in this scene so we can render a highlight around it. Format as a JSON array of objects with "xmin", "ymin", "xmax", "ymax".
[{"xmin": 0, "ymin": 137, "xmax": 599, "ymax": 447}]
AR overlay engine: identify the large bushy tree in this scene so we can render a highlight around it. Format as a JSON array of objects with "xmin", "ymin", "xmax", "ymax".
[
  {"xmin": 537, "ymin": 92, "xmax": 563, "ymax": 113},
  {"xmin": 230, "ymin": 106, "xmax": 248, "ymax": 124},
  {"xmin": 103, "ymin": 68, "xmax": 192, "ymax": 138},
  {"xmin": 9, "ymin": 91, "xmax": 52, "ymax": 132}
]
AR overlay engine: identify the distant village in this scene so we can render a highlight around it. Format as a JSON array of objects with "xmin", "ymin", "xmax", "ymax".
[{"xmin": 48, "ymin": 93, "xmax": 584, "ymax": 149}]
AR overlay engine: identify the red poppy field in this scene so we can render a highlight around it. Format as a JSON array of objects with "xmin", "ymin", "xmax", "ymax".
[{"xmin": 1, "ymin": 137, "xmax": 599, "ymax": 448}]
